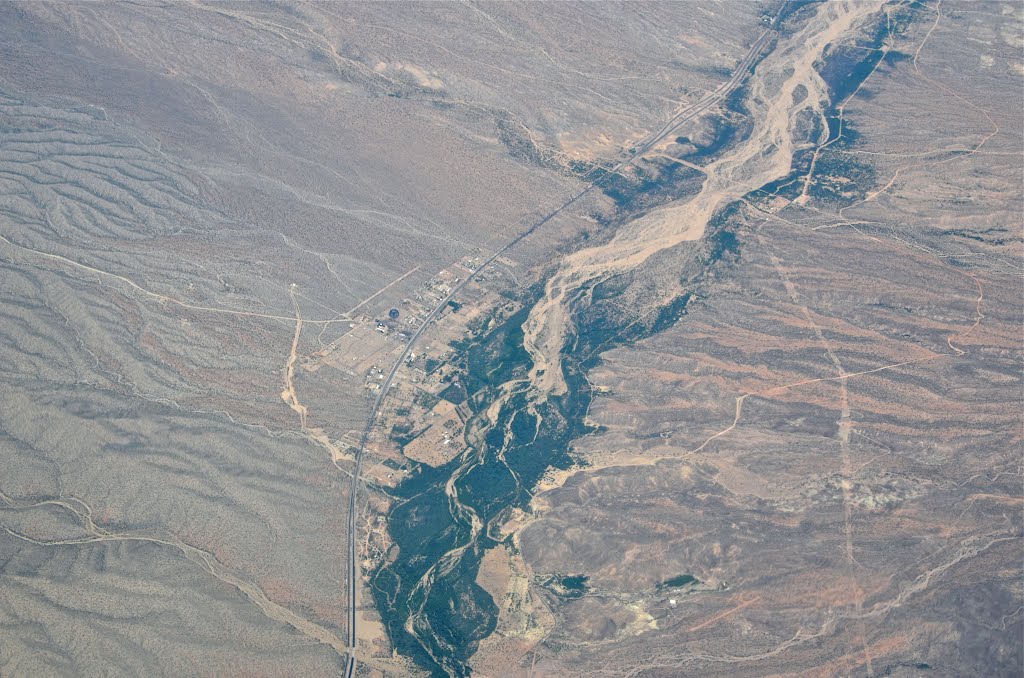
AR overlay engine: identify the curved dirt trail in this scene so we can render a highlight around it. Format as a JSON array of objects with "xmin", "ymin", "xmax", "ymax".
[{"xmin": 522, "ymin": 0, "xmax": 885, "ymax": 398}]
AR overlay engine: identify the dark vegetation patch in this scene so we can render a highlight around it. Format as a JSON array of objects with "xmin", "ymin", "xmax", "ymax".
[
  {"xmin": 390, "ymin": 422, "xmax": 422, "ymax": 447},
  {"xmin": 946, "ymin": 227, "xmax": 1019, "ymax": 247},
  {"xmin": 562, "ymin": 574, "xmax": 589, "ymax": 591},
  {"xmin": 438, "ymin": 379, "xmax": 468, "ymax": 405},
  {"xmin": 587, "ymin": 154, "xmax": 705, "ymax": 212},
  {"xmin": 371, "ymin": 7, "xmax": 836, "ymax": 672},
  {"xmin": 539, "ymin": 574, "xmax": 591, "ymax": 599},
  {"xmin": 413, "ymin": 391, "xmax": 440, "ymax": 412},
  {"xmin": 657, "ymin": 574, "xmax": 700, "ymax": 590},
  {"xmin": 746, "ymin": 5, "xmax": 920, "ymax": 210},
  {"xmin": 372, "ymin": 187, "xmax": 756, "ymax": 674},
  {"xmin": 774, "ymin": 0, "xmax": 821, "ymax": 28}
]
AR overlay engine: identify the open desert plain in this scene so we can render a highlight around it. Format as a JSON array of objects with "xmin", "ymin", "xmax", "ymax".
[{"xmin": 0, "ymin": 1, "xmax": 1021, "ymax": 677}]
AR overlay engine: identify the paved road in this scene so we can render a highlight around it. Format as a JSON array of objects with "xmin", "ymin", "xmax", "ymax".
[{"xmin": 341, "ymin": 15, "xmax": 781, "ymax": 677}]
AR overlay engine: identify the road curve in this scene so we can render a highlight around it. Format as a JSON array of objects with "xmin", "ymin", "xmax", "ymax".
[{"xmin": 341, "ymin": 13, "xmax": 784, "ymax": 676}]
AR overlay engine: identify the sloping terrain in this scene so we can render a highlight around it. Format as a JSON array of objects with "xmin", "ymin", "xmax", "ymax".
[
  {"xmin": 351, "ymin": 2, "xmax": 1021, "ymax": 677},
  {"xmin": 0, "ymin": 2, "xmax": 765, "ymax": 676},
  {"xmin": 1, "ymin": 2, "xmax": 1020, "ymax": 677},
  {"xmin": 508, "ymin": 3, "xmax": 1024, "ymax": 676}
]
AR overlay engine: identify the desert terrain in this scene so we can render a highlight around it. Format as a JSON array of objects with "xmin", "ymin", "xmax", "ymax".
[{"xmin": 0, "ymin": 2, "xmax": 1020, "ymax": 678}]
